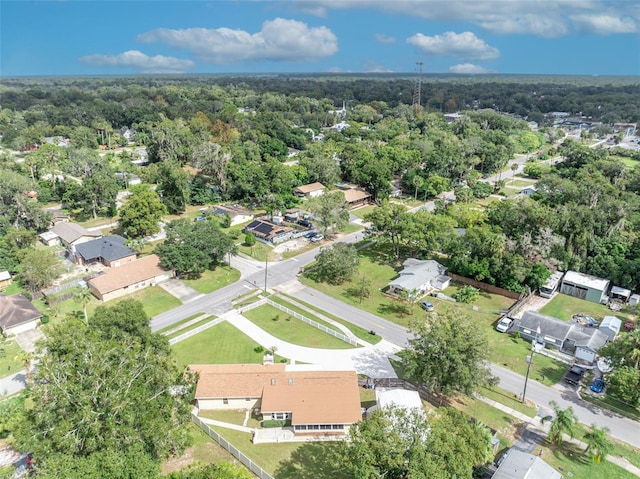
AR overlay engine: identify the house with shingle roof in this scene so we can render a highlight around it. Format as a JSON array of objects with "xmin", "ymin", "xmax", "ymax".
[
  {"xmin": 293, "ymin": 182, "xmax": 326, "ymax": 199},
  {"xmin": 387, "ymin": 259, "xmax": 451, "ymax": 298},
  {"xmin": 190, "ymin": 364, "xmax": 362, "ymax": 440},
  {"xmin": 50, "ymin": 222, "xmax": 101, "ymax": 255},
  {"xmin": 0, "ymin": 294, "xmax": 42, "ymax": 335},
  {"xmin": 87, "ymin": 254, "xmax": 173, "ymax": 301},
  {"xmin": 210, "ymin": 204, "xmax": 254, "ymax": 227},
  {"xmin": 243, "ymin": 219, "xmax": 295, "ymax": 244},
  {"xmin": 514, "ymin": 311, "xmax": 610, "ymax": 364},
  {"xmin": 74, "ymin": 235, "xmax": 137, "ymax": 267}
]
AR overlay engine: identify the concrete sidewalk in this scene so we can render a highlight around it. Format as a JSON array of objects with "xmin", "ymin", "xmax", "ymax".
[
  {"xmin": 223, "ymin": 310, "xmax": 399, "ymax": 378},
  {"xmin": 475, "ymin": 394, "xmax": 640, "ymax": 477}
]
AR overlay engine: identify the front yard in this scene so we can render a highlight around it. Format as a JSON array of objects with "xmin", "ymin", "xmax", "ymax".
[{"xmin": 182, "ymin": 267, "xmax": 241, "ymax": 294}]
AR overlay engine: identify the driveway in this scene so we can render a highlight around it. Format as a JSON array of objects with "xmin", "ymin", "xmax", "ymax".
[
  {"xmin": 158, "ymin": 279, "xmax": 203, "ymax": 303},
  {"xmin": 14, "ymin": 329, "xmax": 45, "ymax": 353}
]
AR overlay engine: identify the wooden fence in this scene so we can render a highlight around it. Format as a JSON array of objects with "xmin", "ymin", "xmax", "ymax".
[{"xmin": 447, "ymin": 272, "xmax": 521, "ymax": 300}]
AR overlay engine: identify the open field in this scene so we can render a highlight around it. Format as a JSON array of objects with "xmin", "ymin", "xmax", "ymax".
[
  {"xmin": 350, "ymin": 204, "xmax": 377, "ymax": 219},
  {"xmin": 182, "ymin": 267, "xmax": 241, "ymax": 294},
  {"xmin": 242, "ymin": 304, "xmax": 355, "ymax": 349}
]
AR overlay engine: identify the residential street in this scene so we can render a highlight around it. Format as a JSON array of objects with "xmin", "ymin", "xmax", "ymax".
[{"xmin": 149, "ymin": 232, "xmax": 640, "ymax": 448}]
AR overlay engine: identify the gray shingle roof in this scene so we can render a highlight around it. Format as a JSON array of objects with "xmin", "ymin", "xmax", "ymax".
[
  {"xmin": 75, "ymin": 235, "xmax": 136, "ymax": 262},
  {"xmin": 0, "ymin": 294, "xmax": 42, "ymax": 331},
  {"xmin": 51, "ymin": 222, "xmax": 101, "ymax": 244}
]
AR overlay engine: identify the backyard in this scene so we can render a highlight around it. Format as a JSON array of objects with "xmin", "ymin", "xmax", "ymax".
[{"xmin": 539, "ymin": 293, "xmax": 635, "ymax": 323}]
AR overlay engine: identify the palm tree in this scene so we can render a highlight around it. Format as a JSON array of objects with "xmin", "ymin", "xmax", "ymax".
[
  {"xmin": 15, "ymin": 351, "xmax": 34, "ymax": 384},
  {"xmin": 73, "ymin": 286, "xmax": 93, "ymax": 325},
  {"xmin": 584, "ymin": 423, "xmax": 612, "ymax": 463},
  {"xmin": 412, "ymin": 175, "xmax": 424, "ymax": 201},
  {"xmin": 541, "ymin": 400, "xmax": 578, "ymax": 445}
]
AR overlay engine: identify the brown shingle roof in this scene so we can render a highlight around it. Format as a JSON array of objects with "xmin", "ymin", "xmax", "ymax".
[
  {"xmin": 51, "ymin": 222, "xmax": 101, "ymax": 244},
  {"xmin": 0, "ymin": 294, "xmax": 42, "ymax": 330},
  {"xmin": 88, "ymin": 254, "xmax": 169, "ymax": 295},
  {"xmin": 342, "ymin": 188, "xmax": 371, "ymax": 203},
  {"xmin": 191, "ymin": 364, "xmax": 362, "ymax": 426},
  {"xmin": 294, "ymin": 182, "xmax": 326, "ymax": 194}
]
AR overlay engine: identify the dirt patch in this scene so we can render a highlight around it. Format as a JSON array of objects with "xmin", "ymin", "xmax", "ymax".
[{"xmin": 273, "ymin": 238, "xmax": 309, "ymax": 255}]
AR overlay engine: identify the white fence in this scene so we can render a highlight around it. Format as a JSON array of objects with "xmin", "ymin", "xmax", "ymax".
[
  {"xmin": 265, "ymin": 299, "xmax": 358, "ymax": 347},
  {"xmin": 192, "ymin": 414, "xmax": 274, "ymax": 479},
  {"xmin": 168, "ymin": 318, "xmax": 223, "ymax": 345}
]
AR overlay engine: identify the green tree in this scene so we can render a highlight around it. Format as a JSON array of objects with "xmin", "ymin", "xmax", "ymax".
[
  {"xmin": 313, "ymin": 243, "xmax": 359, "ymax": 285},
  {"xmin": 453, "ymin": 285, "xmax": 480, "ymax": 303},
  {"xmin": 166, "ymin": 462, "xmax": 253, "ymax": 479},
  {"xmin": 18, "ymin": 248, "xmax": 62, "ymax": 293},
  {"xmin": 541, "ymin": 400, "xmax": 578, "ymax": 445},
  {"xmin": 73, "ymin": 286, "xmax": 93, "ymax": 325},
  {"xmin": 335, "ymin": 406, "xmax": 493, "ymax": 479},
  {"xmin": 606, "ymin": 367, "xmax": 640, "ymax": 407},
  {"xmin": 118, "ymin": 185, "xmax": 168, "ymax": 239},
  {"xmin": 599, "ymin": 329, "xmax": 640, "ymax": 370},
  {"xmin": 15, "ymin": 351, "xmax": 34, "ymax": 385},
  {"xmin": 584, "ymin": 423, "xmax": 612, "ymax": 463},
  {"xmin": 411, "ymin": 175, "xmax": 424, "ymax": 200},
  {"xmin": 402, "ymin": 311, "xmax": 497, "ymax": 398},
  {"xmin": 156, "ymin": 219, "xmax": 234, "ymax": 278},
  {"xmin": 16, "ymin": 302, "xmax": 195, "ymax": 472},
  {"xmin": 364, "ymin": 201, "xmax": 410, "ymax": 260},
  {"xmin": 244, "ymin": 232, "xmax": 257, "ymax": 257},
  {"xmin": 306, "ymin": 191, "xmax": 350, "ymax": 235},
  {"xmin": 157, "ymin": 161, "xmax": 191, "ymax": 214}
]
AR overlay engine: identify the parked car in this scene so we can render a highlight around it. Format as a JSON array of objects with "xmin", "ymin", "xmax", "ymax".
[
  {"xmin": 590, "ymin": 378, "xmax": 605, "ymax": 393},
  {"xmin": 572, "ymin": 313, "xmax": 598, "ymax": 327},
  {"xmin": 496, "ymin": 317, "xmax": 514, "ymax": 333},
  {"xmin": 310, "ymin": 234, "xmax": 324, "ymax": 242},
  {"xmin": 194, "ymin": 216, "xmax": 207, "ymax": 222},
  {"xmin": 304, "ymin": 230, "xmax": 317, "ymax": 238},
  {"xmin": 420, "ymin": 301, "xmax": 434, "ymax": 312},
  {"xmin": 298, "ymin": 219, "xmax": 313, "ymax": 228},
  {"xmin": 564, "ymin": 365, "xmax": 586, "ymax": 385}
]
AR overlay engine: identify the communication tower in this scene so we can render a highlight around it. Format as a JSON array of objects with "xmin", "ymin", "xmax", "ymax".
[{"xmin": 412, "ymin": 62, "xmax": 424, "ymax": 109}]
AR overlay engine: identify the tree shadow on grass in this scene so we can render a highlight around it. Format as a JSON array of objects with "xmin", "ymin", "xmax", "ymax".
[
  {"xmin": 377, "ymin": 301, "xmax": 412, "ymax": 317},
  {"xmin": 357, "ymin": 244, "xmax": 399, "ymax": 268},
  {"xmin": 273, "ymin": 442, "xmax": 349, "ymax": 479},
  {"xmin": 547, "ymin": 438, "xmax": 591, "ymax": 469}
]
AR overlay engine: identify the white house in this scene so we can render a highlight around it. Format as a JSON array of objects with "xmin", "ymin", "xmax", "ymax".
[
  {"xmin": 293, "ymin": 182, "xmax": 326, "ymax": 199},
  {"xmin": 387, "ymin": 259, "xmax": 450, "ymax": 297}
]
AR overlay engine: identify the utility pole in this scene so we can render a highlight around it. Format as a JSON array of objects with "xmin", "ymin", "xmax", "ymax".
[
  {"xmin": 264, "ymin": 253, "xmax": 268, "ymax": 293},
  {"xmin": 522, "ymin": 326, "xmax": 542, "ymax": 404}
]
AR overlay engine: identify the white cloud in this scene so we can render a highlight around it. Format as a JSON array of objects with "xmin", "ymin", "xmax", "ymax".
[
  {"xmin": 374, "ymin": 33, "xmax": 396, "ymax": 44},
  {"xmin": 449, "ymin": 63, "xmax": 492, "ymax": 74},
  {"xmin": 79, "ymin": 50, "xmax": 194, "ymax": 73},
  {"xmin": 296, "ymin": 0, "xmax": 639, "ymax": 37},
  {"xmin": 407, "ymin": 31, "xmax": 499, "ymax": 61},
  {"xmin": 363, "ymin": 61, "xmax": 393, "ymax": 72},
  {"xmin": 138, "ymin": 18, "xmax": 338, "ymax": 63},
  {"xmin": 570, "ymin": 14, "xmax": 637, "ymax": 34}
]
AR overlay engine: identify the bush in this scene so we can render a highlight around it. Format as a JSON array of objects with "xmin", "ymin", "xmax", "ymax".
[
  {"xmin": 40, "ymin": 315, "xmax": 50, "ymax": 325},
  {"xmin": 453, "ymin": 285, "xmax": 480, "ymax": 304},
  {"xmin": 254, "ymin": 346, "xmax": 264, "ymax": 353},
  {"xmin": 262, "ymin": 419, "xmax": 289, "ymax": 428}
]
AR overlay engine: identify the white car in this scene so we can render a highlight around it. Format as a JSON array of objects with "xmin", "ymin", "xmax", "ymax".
[{"xmin": 496, "ymin": 317, "xmax": 514, "ymax": 333}]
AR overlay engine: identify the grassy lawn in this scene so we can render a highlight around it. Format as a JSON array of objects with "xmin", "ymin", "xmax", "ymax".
[
  {"xmin": 157, "ymin": 313, "xmax": 206, "ymax": 334},
  {"xmin": 610, "ymin": 155, "xmax": 639, "ymax": 170},
  {"xmin": 171, "ymin": 321, "xmax": 286, "ymax": 369},
  {"xmin": 182, "ymin": 267, "xmax": 241, "ymax": 294},
  {"xmin": 208, "ymin": 426, "xmax": 348, "ymax": 479},
  {"xmin": 508, "ymin": 179, "xmax": 537, "ymax": 188},
  {"xmin": 199, "ymin": 409, "xmax": 261, "ymax": 428},
  {"xmin": 539, "ymin": 293, "xmax": 633, "ymax": 322},
  {"xmin": 166, "ymin": 316, "xmax": 216, "ymax": 340},
  {"xmin": 237, "ymin": 242, "xmax": 274, "ymax": 262},
  {"xmin": 277, "ymin": 292, "xmax": 382, "ymax": 345},
  {"xmin": 351, "ymin": 204, "xmax": 377, "ymax": 219},
  {"xmin": 581, "ymin": 393, "xmax": 640, "ymax": 421},
  {"xmin": 0, "ymin": 341, "xmax": 24, "ymax": 379},
  {"xmin": 452, "ymin": 395, "xmax": 527, "ymax": 450},
  {"xmin": 268, "ymin": 296, "xmax": 348, "ymax": 337},
  {"xmin": 112, "ymin": 286, "xmax": 182, "ymax": 318},
  {"xmin": 161, "ymin": 423, "xmax": 238, "ymax": 475},
  {"xmin": 535, "ymin": 438, "xmax": 637, "ymax": 479},
  {"xmin": 242, "ymin": 304, "xmax": 355, "ymax": 349},
  {"xmin": 479, "ymin": 386, "xmax": 537, "ymax": 418}
]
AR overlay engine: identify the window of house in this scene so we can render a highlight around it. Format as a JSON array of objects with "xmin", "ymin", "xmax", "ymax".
[{"xmin": 223, "ymin": 398, "xmax": 228, "ymax": 405}]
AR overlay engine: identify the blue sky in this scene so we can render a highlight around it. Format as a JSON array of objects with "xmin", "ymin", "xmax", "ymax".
[{"xmin": 1, "ymin": 0, "xmax": 639, "ymax": 76}]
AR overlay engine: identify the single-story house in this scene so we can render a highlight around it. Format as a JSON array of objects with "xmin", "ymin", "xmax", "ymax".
[
  {"xmin": 560, "ymin": 270, "xmax": 610, "ymax": 304},
  {"xmin": 387, "ymin": 259, "xmax": 450, "ymax": 298},
  {"xmin": 74, "ymin": 235, "xmax": 137, "ymax": 267},
  {"xmin": 341, "ymin": 188, "xmax": 371, "ymax": 208},
  {"xmin": 493, "ymin": 449, "xmax": 561, "ymax": 479},
  {"xmin": 366, "ymin": 388, "xmax": 423, "ymax": 418},
  {"xmin": 243, "ymin": 219, "xmax": 295, "ymax": 244},
  {"xmin": 44, "ymin": 136, "xmax": 70, "ymax": 147},
  {"xmin": 293, "ymin": 182, "xmax": 326, "ymax": 199},
  {"xmin": 599, "ymin": 316, "xmax": 622, "ymax": 342},
  {"xmin": 0, "ymin": 271, "xmax": 12, "ymax": 290},
  {"xmin": 190, "ymin": 364, "xmax": 362, "ymax": 440},
  {"xmin": 38, "ymin": 231, "xmax": 60, "ymax": 247},
  {"xmin": 87, "ymin": 254, "xmax": 173, "ymax": 301},
  {"xmin": 49, "ymin": 210, "xmax": 69, "ymax": 225},
  {"xmin": 520, "ymin": 185, "xmax": 537, "ymax": 196},
  {"xmin": 515, "ymin": 311, "xmax": 610, "ymax": 364},
  {"xmin": 51, "ymin": 222, "xmax": 102, "ymax": 255},
  {"xmin": 118, "ymin": 128, "xmax": 135, "ymax": 143},
  {"xmin": 0, "ymin": 294, "xmax": 42, "ymax": 335},
  {"xmin": 211, "ymin": 204, "xmax": 254, "ymax": 227}
]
